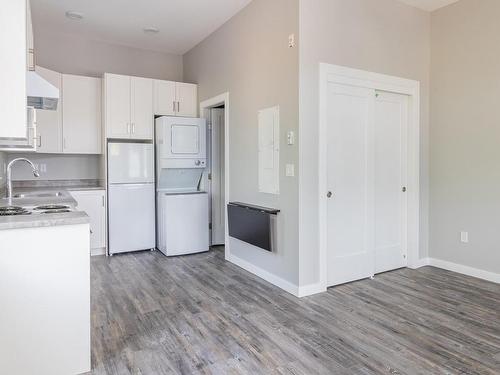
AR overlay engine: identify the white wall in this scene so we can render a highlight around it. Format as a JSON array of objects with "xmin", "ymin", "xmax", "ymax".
[
  {"xmin": 430, "ymin": 0, "xmax": 500, "ymax": 274},
  {"xmin": 183, "ymin": 0, "xmax": 300, "ymax": 286},
  {"xmin": 298, "ymin": 0, "xmax": 431, "ymax": 286},
  {"xmin": 5, "ymin": 153, "xmax": 100, "ymax": 181},
  {"xmin": 23, "ymin": 28, "xmax": 184, "ymax": 184},
  {"xmin": 34, "ymin": 29, "xmax": 183, "ymax": 80}
]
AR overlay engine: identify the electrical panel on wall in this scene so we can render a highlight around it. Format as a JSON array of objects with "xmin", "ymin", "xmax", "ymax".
[{"xmin": 258, "ymin": 106, "xmax": 279, "ymax": 194}]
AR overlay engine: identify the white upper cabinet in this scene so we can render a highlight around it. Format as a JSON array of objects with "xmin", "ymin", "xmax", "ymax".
[
  {"xmin": 105, "ymin": 74, "xmax": 153, "ymax": 140},
  {"xmin": 26, "ymin": 0, "xmax": 34, "ymax": 71},
  {"xmin": 35, "ymin": 66, "xmax": 63, "ymax": 153},
  {"xmin": 130, "ymin": 77, "xmax": 153, "ymax": 140},
  {"xmin": 175, "ymin": 82, "xmax": 198, "ymax": 117},
  {"xmin": 153, "ymin": 80, "xmax": 176, "ymax": 116},
  {"xmin": 104, "ymin": 74, "xmax": 131, "ymax": 139},
  {"xmin": 0, "ymin": 0, "xmax": 27, "ymax": 141},
  {"xmin": 153, "ymin": 80, "xmax": 198, "ymax": 117},
  {"xmin": 63, "ymin": 74, "xmax": 102, "ymax": 154}
]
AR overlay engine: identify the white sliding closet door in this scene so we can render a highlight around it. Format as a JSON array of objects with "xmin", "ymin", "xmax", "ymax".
[
  {"xmin": 326, "ymin": 83, "xmax": 375, "ymax": 287},
  {"xmin": 326, "ymin": 84, "xmax": 409, "ymax": 287},
  {"xmin": 374, "ymin": 91, "xmax": 408, "ymax": 274}
]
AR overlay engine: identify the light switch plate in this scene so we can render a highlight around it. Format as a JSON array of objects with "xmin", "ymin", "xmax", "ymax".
[
  {"xmin": 286, "ymin": 164, "xmax": 295, "ymax": 177},
  {"xmin": 287, "ymin": 131, "xmax": 295, "ymax": 145}
]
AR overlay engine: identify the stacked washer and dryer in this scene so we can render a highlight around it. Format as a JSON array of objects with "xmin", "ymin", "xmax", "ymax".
[{"xmin": 155, "ymin": 116, "xmax": 209, "ymax": 256}]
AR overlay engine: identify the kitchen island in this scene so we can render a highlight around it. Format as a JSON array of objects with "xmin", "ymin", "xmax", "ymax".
[{"xmin": 0, "ymin": 190, "xmax": 91, "ymax": 375}]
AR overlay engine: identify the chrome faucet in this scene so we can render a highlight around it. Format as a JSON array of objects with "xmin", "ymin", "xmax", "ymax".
[{"xmin": 6, "ymin": 158, "xmax": 40, "ymax": 201}]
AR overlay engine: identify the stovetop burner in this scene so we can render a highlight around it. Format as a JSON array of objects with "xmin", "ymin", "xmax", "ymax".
[
  {"xmin": 34, "ymin": 204, "xmax": 70, "ymax": 211},
  {"xmin": 0, "ymin": 206, "xmax": 31, "ymax": 216},
  {"xmin": 41, "ymin": 209, "xmax": 71, "ymax": 214}
]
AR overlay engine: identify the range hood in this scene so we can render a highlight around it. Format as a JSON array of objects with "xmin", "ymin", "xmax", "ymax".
[{"xmin": 26, "ymin": 70, "xmax": 59, "ymax": 110}]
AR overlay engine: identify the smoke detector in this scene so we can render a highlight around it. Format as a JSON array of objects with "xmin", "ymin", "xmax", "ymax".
[{"xmin": 143, "ymin": 27, "xmax": 160, "ymax": 34}]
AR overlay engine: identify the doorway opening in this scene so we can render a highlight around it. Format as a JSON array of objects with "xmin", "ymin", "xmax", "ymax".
[{"xmin": 200, "ymin": 93, "xmax": 230, "ymax": 260}]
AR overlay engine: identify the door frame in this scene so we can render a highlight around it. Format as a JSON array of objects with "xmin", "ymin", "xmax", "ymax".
[
  {"xmin": 319, "ymin": 63, "xmax": 420, "ymax": 289},
  {"xmin": 200, "ymin": 92, "xmax": 230, "ymax": 260}
]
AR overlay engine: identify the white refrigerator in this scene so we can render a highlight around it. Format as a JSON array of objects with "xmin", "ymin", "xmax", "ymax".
[{"xmin": 107, "ymin": 142, "xmax": 155, "ymax": 254}]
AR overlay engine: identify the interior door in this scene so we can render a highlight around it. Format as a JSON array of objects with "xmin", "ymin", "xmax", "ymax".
[
  {"xmin": 210, "ymin": 108, "xmax": 225, "ymax": 245},
  {"xmin": 374, "ymin": 91, "xmax": 408, "ymax": 274},
  {"xmin": 105, "ymin": 74, "xmax": 131, "ymax": 138},
  {"xmin": 34, "ymin": 66, "xmax": 63, "ymax": 153},
  {"xmin": 131, "ymin": 77, "xmax": 153, "ymax": 139},
  {"xmin": 326, "ymin": 83, "xmax": 375, "ymax": 287}
]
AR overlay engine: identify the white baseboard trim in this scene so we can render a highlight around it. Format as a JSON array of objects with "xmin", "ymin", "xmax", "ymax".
[
  {"xmin": 227, "ymin": 254, "xmax": 299, "ymax": 296},
  {"xmin": 91, "ymin": 247, "xmax": 106, "ymax": 256},
  {"xmin": 427, "ymin": 258, "xmax": 500, "ymax": 284},
  {"xmin": 408, "ymin": 257, "xmax": 430, "ymax": 269},
  {"xmin": 297, "ymin": 282, "xmax": 327, "ymax": 297}
]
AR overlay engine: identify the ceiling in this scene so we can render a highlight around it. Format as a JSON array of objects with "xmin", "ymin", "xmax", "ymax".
[
  {"xmin": 31, "ymin": 0, "xmax": 252, "ymax": 55},
  {"xmin": 397, "ymin": 0, "xmax": 460, "ymax": 11}
]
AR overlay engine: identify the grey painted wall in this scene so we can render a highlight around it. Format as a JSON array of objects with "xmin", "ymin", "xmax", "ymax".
[
  {"xmin": 5, "ymin": 153, "xmax": 100, "ymax": 181},
  {"xmin": 298, "ymin": 0, "xmax": 431, "ymax": 286},
  {"xmin": 430, "ymin": 0, "xmax": 500, "ymax": 272},
  {"xmin": 34, "ymin": 29, "xmax": 183, "ymax": 80},
  {"xmin": 183, "ymin": 0, "xmax": 300, "ymax": 285}
]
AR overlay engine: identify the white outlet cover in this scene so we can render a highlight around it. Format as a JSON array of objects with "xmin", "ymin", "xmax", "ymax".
[{"xmin": 286, "ymin": 164, "xmax": 295, "ymax": 177}]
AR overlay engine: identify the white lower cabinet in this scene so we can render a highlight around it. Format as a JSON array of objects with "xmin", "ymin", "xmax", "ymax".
[{"xmin": 71, "ymin": 190, "xmax": 106, "ymax": 255}]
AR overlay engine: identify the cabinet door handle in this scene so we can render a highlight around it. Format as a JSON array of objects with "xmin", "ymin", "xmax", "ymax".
[
  {"xmin": 127, "ymin": 123, "xmax": 130, "ymax": 134},
  {"xmin": 177, "ymin": 101, "xmax": 180, "ymax": 113},
  {"xmin": 37, "ymin": 135, "xmax": 42, "ymax": 148},
  {"xmin": 131, "ymin": 123, "xmax": 135, "ymax": 134},
  {"xmin": 173, "ymin": 101, "xmax": 176, "ymax": 113},
  {"xmin": 102, "ymin": 196, "xmax": 105, "ymax": 207}
]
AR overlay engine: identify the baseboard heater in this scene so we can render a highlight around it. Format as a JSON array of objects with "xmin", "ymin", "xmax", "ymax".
[{"xmin": 227, "ymin": 202, "xmax": 280, "ymax": 252}]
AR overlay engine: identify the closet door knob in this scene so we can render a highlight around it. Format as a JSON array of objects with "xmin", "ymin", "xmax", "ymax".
[{"xmin": 327, "ymin": 191, "xmax": 333, "ymax": 198}]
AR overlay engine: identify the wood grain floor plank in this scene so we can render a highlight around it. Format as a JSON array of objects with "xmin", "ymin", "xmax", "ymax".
[{"xmin": 87, "ymin": 248, "xmax": 500, "ymax": 374}]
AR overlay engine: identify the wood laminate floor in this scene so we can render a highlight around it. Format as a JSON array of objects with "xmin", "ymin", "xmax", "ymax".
[{"xmin": 88, "ymin": 248, "xmax": 500, "ymax": 374}]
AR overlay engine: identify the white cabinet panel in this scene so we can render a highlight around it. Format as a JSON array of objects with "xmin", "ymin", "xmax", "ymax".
[
  {"xmin": 71, "ymin": 190, "xmax": 106, "ymax": 253},
  {"xmin": 105, "ymin": 74, "xmax": 131, "ymax": 139},
  {"xmin": 34, "ymin": 66, "xmax": 63, "ymax": 153},
  {"xmin": 258, "ymin": 106, "xmax": 280, "ymax": 194},
  {"xmin": 131, "ymin": 77, "xmax": 153, "ymax": 140},
  {"xmin": 0, "ymin": 0, "xmax": 27, "ymax": 140},
  {"xmin": 154, "ymin": 80, "xmax": 176, "ymax": 116},
  {"xmin": 63, "ymin": 74, "xmax": 102, "ymax": 154},
  {"xmin": 153, "ymin": 80, "xmax": 198, "ymax": 117},
  {"xmin": 26, "ymin": 0, "xmax": 34, "ymax": 71},
  {"xmin": 176, "ymin": 82, "xmax": 198, "ymax": 117}
]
